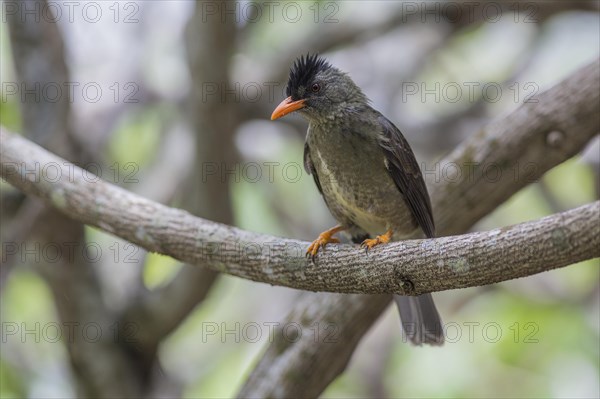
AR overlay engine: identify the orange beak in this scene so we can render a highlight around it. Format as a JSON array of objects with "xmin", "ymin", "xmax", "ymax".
[{"xmin": 271, "ymin": 97, "xmax": 306, "ymax": 120}]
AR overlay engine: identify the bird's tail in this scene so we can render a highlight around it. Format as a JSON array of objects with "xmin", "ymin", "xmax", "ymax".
[{"xmin": 394, "ymin": 293, "xmax": 444, "ymax": 346}]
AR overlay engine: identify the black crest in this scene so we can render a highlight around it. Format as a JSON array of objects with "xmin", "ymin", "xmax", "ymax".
[{"xmin": 286, "ymin": 54, "xmax": 331, "ymax": 99}]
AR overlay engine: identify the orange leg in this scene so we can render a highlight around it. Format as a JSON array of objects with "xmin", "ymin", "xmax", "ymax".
[
  {"xmin": 361, "ymin": 229, "xmax": 393, "ymax": 251},
  {"xmin": 306, "ymin": 225, "xmax": 345, "ymax": 257}
]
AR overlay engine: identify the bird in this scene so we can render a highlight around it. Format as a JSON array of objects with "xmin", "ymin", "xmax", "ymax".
[{"xmin": 270, "ymin": 54, "xmax": 444, "ymax": 346}]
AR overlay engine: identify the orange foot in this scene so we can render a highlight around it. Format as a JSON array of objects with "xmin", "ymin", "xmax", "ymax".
[
  {"xmin": 306, "ymin": 225, "xmax": 345, "ymax": 258},
  {"xmin": 361, "ymin": 229, "xmax": 393, "ymax": 251}
]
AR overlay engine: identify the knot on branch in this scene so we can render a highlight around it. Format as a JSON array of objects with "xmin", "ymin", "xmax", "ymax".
[
  {"xmin": 546, "ymin": 130, "xmax": 565, "ymax": 148},
  {"xmin": 393, "ymin": 265, "xmax": 416, "ymax": 295}
]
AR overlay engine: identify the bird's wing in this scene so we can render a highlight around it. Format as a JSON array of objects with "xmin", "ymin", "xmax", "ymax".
[
  {"xmin": 377, "ymin": 114, "xmax": 435, "ymax": 238},
  {"xmin": 303, "ymin": 141, "xmax": 323, "ymax": 195}
]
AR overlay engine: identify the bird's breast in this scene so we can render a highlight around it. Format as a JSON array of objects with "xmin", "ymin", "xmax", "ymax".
[{"xmin": 307, "ymin": 125, "xmax": 417, "ymax": 237}]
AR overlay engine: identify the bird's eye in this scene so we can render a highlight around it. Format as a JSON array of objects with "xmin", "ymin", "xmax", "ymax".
[{"xmin": 311, "ymin": 83, "xmax": 321, "ymax": 92}]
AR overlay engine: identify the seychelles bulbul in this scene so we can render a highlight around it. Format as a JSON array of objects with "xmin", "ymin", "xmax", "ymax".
[{"xmin": 271, "ymin": 54, "xmax": 443, "ymax": 346}]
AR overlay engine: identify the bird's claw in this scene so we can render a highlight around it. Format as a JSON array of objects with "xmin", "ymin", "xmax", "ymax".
[
  {"xmin": 306, "ymin": 235, "xmax": 340, "ymax": 259},
  {"xmin": 360, "ymin": 230, "xmax": 392, "ymax": 253},
  {"xmin": 360, "ymin": 237, "xmax": 383, "ymax": 252}
]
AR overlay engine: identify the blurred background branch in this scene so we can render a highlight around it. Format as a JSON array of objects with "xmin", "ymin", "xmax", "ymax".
[
  {"xmin": 115, "ymin": 1, "xmax": 240, "ymax": 379},
  {"xmin": 2, "ymin": 1, "xmax": 147, "ymax": 397}
]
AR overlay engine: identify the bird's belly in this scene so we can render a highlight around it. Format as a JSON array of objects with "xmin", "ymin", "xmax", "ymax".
[{"xmin": 312, "ymin": 146, "xmax": 417, "ymax": 237}]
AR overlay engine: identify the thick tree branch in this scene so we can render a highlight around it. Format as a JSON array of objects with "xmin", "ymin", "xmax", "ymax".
[{"xmin": 1, "ymin": 129, "xmax": 598, "ymax": 295}]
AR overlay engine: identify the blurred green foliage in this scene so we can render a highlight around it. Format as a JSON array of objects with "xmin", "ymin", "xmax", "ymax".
[{"xmin": 108, "ymin": 108, "xmax": 163, "ymax": 168}]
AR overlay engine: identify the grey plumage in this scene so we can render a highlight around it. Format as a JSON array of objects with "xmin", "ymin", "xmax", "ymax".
[
  {"xmin": 274, "ymin": 54, "xmax": 444, "ymax": 346},
  {"xmin": 395, "ymin": 293, "xmax": 444, "ymax": 346}
]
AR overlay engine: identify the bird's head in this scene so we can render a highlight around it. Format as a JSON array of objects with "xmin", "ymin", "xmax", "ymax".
[{"xmin": 271, "ymin": 54, "xmax": 367, "ymax": 122}]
